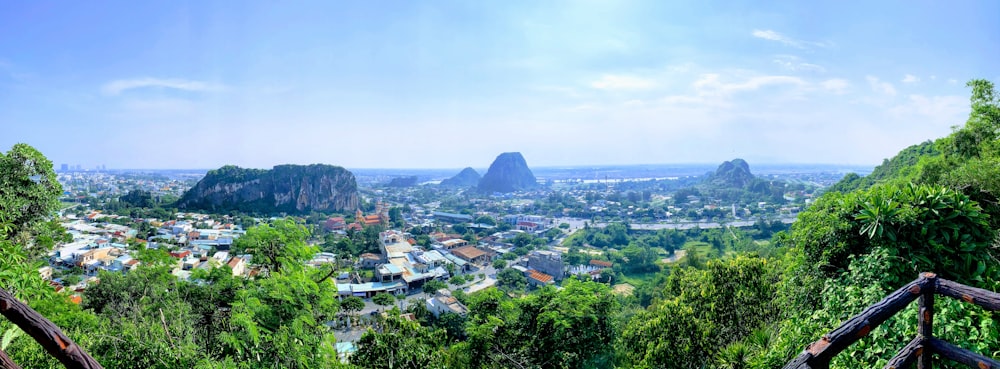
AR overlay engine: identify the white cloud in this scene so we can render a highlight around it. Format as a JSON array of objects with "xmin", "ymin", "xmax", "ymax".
[
  {"xmin": 102, "ymin": 77, "xmax": 226, "ymax": 95},
  {"xmin": 866, "ymin": 76, "xmax": 897, "ymax": 96},
  {"xmin": 948, "ymin": 78, "xmax": 959, "ymax": 85},
  {"xmin": 889, "ymin": 94, "xmax": 968, "ymax": 125},
  {"xmin": 590, "ymin": 74, "xmax": 655, "ymax": 90},
  {"xmin": 752, "ymin": 29, "xmax": 828, "ymax": 49},
  {"xmin": 772, "ymin": 55, "xmax": 825, "ymax": 73},
  {"xmin": 693, "ymin": 73, "xmax": 806, "ymax": 96},
  {"xmin": 821, "ymin": 79, "xmax": 850, "ymax": 94},
  {"xmin": 902, "ymin": 74, "xmax": 920, "ymax": 83}
]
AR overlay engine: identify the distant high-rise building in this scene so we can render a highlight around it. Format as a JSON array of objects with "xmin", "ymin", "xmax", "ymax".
[{"xmin": 60, "ymin": 164, "xmax": 68, "ymax": 171}]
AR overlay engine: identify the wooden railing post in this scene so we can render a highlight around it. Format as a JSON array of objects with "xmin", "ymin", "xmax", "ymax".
[
  {"xmin": 786, "ymin": 273, "xmax": 1000, "ymax": 368},
  {"xmin": 0, "ymin": 288, "xmax": 102, "ymax": 369},
  {"xmin": 918, "ymin": 272, "xmax": 936, "ymax": 369},
  {"xmin": 0, "ymin": 348, "xmax": 24, "ymax": 369}
]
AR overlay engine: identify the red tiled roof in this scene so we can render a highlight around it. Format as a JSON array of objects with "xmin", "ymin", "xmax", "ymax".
[
  {"xmin": 170, "ymin": 250, "xmax": 191, "ymax": 258},
  {"xmin": 228, "ymin": 257, "xmax": 242, "ymax": 268},
  {"xmin": 590, "ymin": 259, "xmax": 613, "ymax": 268},
  {"xmin": 528, "ymin": 270, "xmax": 553, "ymax": 284}
]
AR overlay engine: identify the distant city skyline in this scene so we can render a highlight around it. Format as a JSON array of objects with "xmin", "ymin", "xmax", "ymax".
[{"xmin": 2, "ymin": 1, "xmax": 999, "ymax": 169}]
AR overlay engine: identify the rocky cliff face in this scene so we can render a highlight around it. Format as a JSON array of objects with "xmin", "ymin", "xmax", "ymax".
[
  {"xmin": 178, "ymin": 164, "xmax": 359, "ymax": 214},
  {"xmin": 440, "ymin": 167, "xmax": 481, "ymax": 188},
  {"xmin": 477, "ymin": 152, "xmax": 538, "ymax": 193}
]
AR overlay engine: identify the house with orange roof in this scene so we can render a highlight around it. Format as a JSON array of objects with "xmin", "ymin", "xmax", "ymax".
[
  {"xmin": 451, "ymin": 246, "xmax": 490, "ymax": 265},
  {"xmin": 227, "ymin": 256, "xmax": 246, "ymax": 277},
  {"xmin": 527, "ymin": 270, "xmax": 555, "ymax": 287}
]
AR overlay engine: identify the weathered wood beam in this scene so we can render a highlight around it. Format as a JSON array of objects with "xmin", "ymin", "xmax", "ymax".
[
  {"xmin": 918, "ymin": 272, "xmax": 936, "ymax": 369},
  {"xmin": 927, "ymin": 338, "xmax": 1000, "ymax": 369},
  {"xmin": 0, "ymin": 348, "xmax": 23, "ymax": 369},
  {"xmin": 935, "ymin": 278, "xmax": 1000, "ymax": 312},
  {"xmin": 0, "ymin": 288, "xmax": 102, "ymax": 369},
  {"xmin": 805, "ymin": 276, "xmax": 930, "ymax": 365},
  {"xmin": 883, "ymin": 336, "xmax": 923, "ymax": 369},
  {"xmin": 781, "ymin": 352, "xmax": 820, "ymax": 369}
]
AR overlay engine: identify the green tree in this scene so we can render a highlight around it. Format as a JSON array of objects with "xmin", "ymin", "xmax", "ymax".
[
  {"xmin": 232, "ymin": 218, "xmax": 314, "ymax": 274},
  {"xmin": 352, "ymin": 315, "xmax": 448, "ymax": 369},
  {"xmin": 619, "ymin": 256, "xmax": 776, "ymax": 369},
  {"xmin": 423, "ymin": 280, "xmax": 447, "ymax": 295},
  {"xmin": 496, "ymin": 268, "xmax": 526, "ymax": 293},
  {"xmin": 474, "ymin": 215, "xmax": 496, "ymax": 226},
  {"xmin": 372, "ymin": 293, "xmax": 395, "ymax": 311},
  {"xmin": 341, "ymin": 296, "xmax": 365, "ymax": 323},
  {"xmin": 0, "ymin": 143, "xmax": 63, "ymax": 258}
]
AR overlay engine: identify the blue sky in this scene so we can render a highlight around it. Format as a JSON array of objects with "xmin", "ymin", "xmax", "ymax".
[{"xmin": 1, "ymin": 1, "xmax": 998, "ymax": 169}]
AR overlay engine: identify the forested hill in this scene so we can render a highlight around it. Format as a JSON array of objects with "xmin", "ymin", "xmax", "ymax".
[
  {"xmin": 672, "ymin": 158, "xmax": 790, "ymax": 204},
  {"xmin": 439, "ymin": 167, "xmax": 481, "ymax": 188},
  {"xmin": 707, "ymin": 158, "xmax": 755, "ymax": 187},
  {"xmin": 827, "ymin": 140, "xmax": 940, "ymax": 193},
  {"xmin": 177, "ymin": 164, "xmax": 360, "ymax": 214}
]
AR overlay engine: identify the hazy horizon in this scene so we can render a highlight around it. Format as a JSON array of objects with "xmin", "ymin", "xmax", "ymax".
[
  {"xmin": 55, "ymin": 160, "xmax": 876, "ymax": 173},
  {"xmin": 3, "ymin": 1, "xmax": 998, "ymax": 169}
]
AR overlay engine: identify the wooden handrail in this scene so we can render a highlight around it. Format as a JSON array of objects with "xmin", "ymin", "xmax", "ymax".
[
  {"xmin": 927, "ymin": 338, "xmax": 1000, "ymax": 369},
  {"xmin": 883, "ymin": 336, "xmax": 922, "ymax": 369},
  {"xmin": 0, "ymin": 348, "xmax": 24, "ymax": 369},
  {"xmin": 0, "ymin": 288, "xmax": 102, "ymax": 369},
  {"xmin": 784, "ymin": 273, "xmax": 1000, "ymax": 369},
  {"xmin": 935, "ymin": 279, "xmax": 1000, "ymax": 311},
  {"xmin": 783, "ymin": 275, "xmax": 930, "ymax": 369}
]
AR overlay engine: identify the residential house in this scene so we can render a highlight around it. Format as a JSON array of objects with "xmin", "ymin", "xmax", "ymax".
[
  {"xmin": 227, "ymin": 256, "xmax": 246, "ymax": 277},
  {"xmin": 439, "ymin": 239, "xmax": 468, "ymax": 250},
  {"xmin": 75, "ymin": 247, "xmax": 113, "ymax": 268},
  {"xmin": 451, "ymin": 246, "xmax": 490, "ymax": 265},
  {"xmin": 360, "ymin": 253, "xmax": 382, "ymax": 269},
  {"xmin": 425, "ymin": 290, "xmax": 469, "ymax": 317},
  {"xmin": 527, "ymin": 270, "xmax": 555, "ymax": 288},
  {"xmin": 527, "ymin": 250, "xmax": 565, "ymax": 280}
]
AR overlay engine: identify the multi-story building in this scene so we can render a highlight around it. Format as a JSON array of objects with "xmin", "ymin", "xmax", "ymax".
[{"xmin": 527, "ymin": 250, "xmax": 565, "ymax": 280}]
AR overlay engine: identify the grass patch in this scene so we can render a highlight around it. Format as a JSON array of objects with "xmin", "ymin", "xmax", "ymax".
[{"xmin": 619, "ymin": 270, "xmax": 660, "ymax": 286}]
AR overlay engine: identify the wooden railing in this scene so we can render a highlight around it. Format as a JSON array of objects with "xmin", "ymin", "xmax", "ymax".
[
  {"xmin": 783, "ymin": 272, "xmax": 1000, "ymax": 369},
  {"xmin": 0, "ymin": 288, "xmax": 102, "ymax": 369}
]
